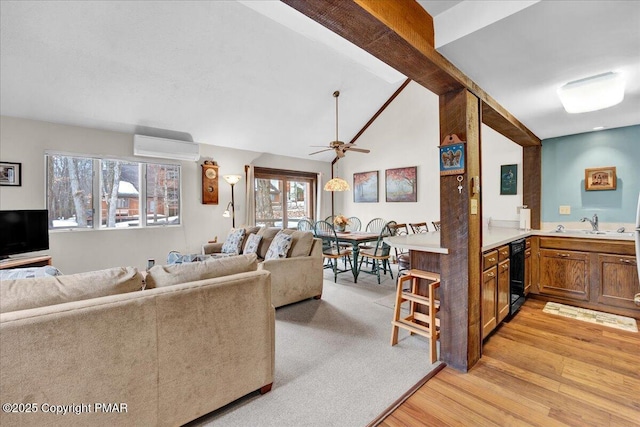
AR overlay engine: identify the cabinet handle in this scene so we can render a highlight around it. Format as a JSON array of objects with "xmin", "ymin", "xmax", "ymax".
[
  {"xmin": 619, "ymin": 259, "xmax": 636, "ymax": 264},
  {"xmin": 502, "ymin": 264, "xmax": 509, "ymax": 269},
  {"xmin": 557, "ymin": 253, "xmax": 570, "ymax": 257},
  {"xmin": 487, "ymin": 272, "xmax": 495, "ymax": 277},
  {"xmin": 488, "ymin": 257, "xmax": 496, "ymax": 262}
]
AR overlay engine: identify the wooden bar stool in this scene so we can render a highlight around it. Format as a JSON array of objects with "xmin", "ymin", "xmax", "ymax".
[{"xmin": 390, "ymin": 269, "xmax": 441, "ymax": 363}]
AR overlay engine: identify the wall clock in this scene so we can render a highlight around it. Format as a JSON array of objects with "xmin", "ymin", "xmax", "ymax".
[{"xmin": 201, "ymin": 161, "xmax": 219, "ymax": 205}]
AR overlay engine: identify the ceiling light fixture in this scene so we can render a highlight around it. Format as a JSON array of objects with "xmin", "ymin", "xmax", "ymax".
[{"xmin": 557, "ymin": 72, "xmax": 625, "ymax": 114}]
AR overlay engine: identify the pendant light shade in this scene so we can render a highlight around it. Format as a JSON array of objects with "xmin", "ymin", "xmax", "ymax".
[{"xmin": 324, "ymin": 177, "xmax": 350, "ymax": 192}]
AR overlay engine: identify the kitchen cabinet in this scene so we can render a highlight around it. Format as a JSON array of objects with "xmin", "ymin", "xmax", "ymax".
[
  {"xmin": 482, "ymin": 245, "xmax": 510, "ymax": 339},
  {"xmin": 538, "ymin": 248, "xmax": 590, "ymax": 301},
  {"xmin": 482, "ymin": 250, "xmax": 498, "ymax": 339},
  {"xmin": 497, "ymin": 246, "xmax": 510, "ymax": 323},
  {"xmin": 597, "ymin": 254, "xmax": 639, "ymax": 310},
  {"xmin": 524, "ymin": 238, "xmax": 532, "ymax": 295},
  {"xmin": 532, "ymin": 236, "xmax": 639, "ymax": 319}
]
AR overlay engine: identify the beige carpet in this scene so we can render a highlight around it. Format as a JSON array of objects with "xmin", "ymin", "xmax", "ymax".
[
  {"xmin": 543, "ymin": 302, "xmax": 638, "ymax": 332},
  {"xmin": 187, "ymin": 266, "xmax": 441, "ymax": 427}
]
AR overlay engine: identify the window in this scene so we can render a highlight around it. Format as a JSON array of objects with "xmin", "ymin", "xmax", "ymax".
[
  {"xmin": 46, "ymin": 154, "xmax": 181, "ymax": 230},
  {"xmin": 253, "ymin": 167, "xmax": 316, "ymax": 228}
]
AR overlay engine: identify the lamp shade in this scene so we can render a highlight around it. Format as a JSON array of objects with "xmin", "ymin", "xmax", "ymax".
[
  {"xmin": 223, "ymin": 174, "xmax": 242, "ymax": 185},
  {"xmin": 324, "ymin": 177, "xmax": 350, "ymax": 191},
  {"xmin": 557, "ymin": 72, "xmax": 625, "ymax": 114}
]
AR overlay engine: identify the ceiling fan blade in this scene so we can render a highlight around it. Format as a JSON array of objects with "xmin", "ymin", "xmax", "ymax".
[
  {"xmin": 310, "ymin": 145, "xmax": 331, "ymax": 148},
  {"xmin": 309, "ymin": 148, "xmax": 332, "ymax": 155},
  {"xmin": 344, "ymin": 147, "xmax": 370, "ymax": 153}
]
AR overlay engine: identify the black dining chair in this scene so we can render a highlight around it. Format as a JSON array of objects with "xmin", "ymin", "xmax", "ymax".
[
  {"xmin": 388, "ymin": 221, "xmax": 410, "ymax": 276},
  {"xmin": 297, "ymin": 218, "xmax": 314, "ymax": 232},
  {"xmin": 358, "ymin": 222, "xmax": 394, "ymax": 284},
  {"xmin": 314, "ymin": 220, "xmax": 352, "ymax": 282},
  {"xmin": 409, "ymin": 222, "xmax": 429, "ymax": 233},
  {"xmin": 346, "ymin": 216, "xmax": 361, "ymax": 232}
]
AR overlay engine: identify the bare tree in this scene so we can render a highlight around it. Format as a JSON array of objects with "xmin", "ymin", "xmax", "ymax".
[{"xmin": 67, "ymin": 158, "xmax": 88, "ymax": 227}]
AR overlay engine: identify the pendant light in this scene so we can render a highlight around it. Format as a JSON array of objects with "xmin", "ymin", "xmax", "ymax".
[{"xmin": 324, "ymin": 91, "xmax": 350, "ymax": 192}]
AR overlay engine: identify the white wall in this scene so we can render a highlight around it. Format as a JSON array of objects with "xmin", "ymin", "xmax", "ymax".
[
  {"xmin": 480, "ymin": 124, "xmax": 523, "ymax": 223},
  {"xmin": 0, "ymin": 116, "xmax": 331, "ymax": 273},
  {"xmin": 335, "ymin": 81, "xmax": 442, "ymax": 229}
]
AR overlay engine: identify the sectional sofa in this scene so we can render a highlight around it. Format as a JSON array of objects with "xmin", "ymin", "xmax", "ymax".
[
  {"xmin": 202, "ymin": 226, "xmax": 324, "ymax": 308},
  {"xmin": 0, "ymin": 254, "xmax": 274, "ymax": 427}
]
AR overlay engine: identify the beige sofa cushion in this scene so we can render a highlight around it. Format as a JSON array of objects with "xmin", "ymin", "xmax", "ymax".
[
  {"xmin": 282, "ymin": 229, "xmax": 314, "ymax": 257},
  {"xmin": 0, "ymin": 266, "xmax": 143, "ymax": 314},
  {"xmin": 145, "ymin": 253, "xmax": 258, "ymax": 289}
]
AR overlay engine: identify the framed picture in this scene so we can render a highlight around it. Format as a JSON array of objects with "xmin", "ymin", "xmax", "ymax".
[
  {"xmin": 353, "ymin": 171, "xmax": 378, "ymax": 203},
  {"xmin": 500, "ymin": 164, "xmax": 518, "ymax": 195},
  {"xmin": 0, "ymin": 162, "xmax": 21, "ymax": 187},
  {"xmin": 439, "ymin": 142, "xmax": 465, "ymax": 176},
  {"xmin": 585, "ymin": 166, "xmax": 616, "ymax": 191},
  {"xmin": 385, "ymin": 166, "xmax": 417, "ymax": 202}
]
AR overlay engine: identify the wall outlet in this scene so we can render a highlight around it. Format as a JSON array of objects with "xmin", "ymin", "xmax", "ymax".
[{"xmin": 559, "ymin": 205, "xmax": 571, "ymax": 215}]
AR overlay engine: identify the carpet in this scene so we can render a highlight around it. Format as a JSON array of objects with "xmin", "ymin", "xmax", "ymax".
[
  {"xmin": 188, "ymin": 267, "xmax": 441, "ymax": 427},
  {"xmin": 542, "ymin": 301, "xmax": 638, "ymax": 332}
]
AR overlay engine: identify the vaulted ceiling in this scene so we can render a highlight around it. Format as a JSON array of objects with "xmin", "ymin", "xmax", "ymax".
[{"xmin": 1, "ymin": 1, "xmax": 638, "ymax": 162}]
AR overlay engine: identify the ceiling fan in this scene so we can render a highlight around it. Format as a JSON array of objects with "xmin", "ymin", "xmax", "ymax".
[{"xmin": 309, "ymin": 91, "xmax": 370, "ymax": 159}]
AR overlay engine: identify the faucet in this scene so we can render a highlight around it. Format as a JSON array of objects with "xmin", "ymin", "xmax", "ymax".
[{"xmin": 580, "ymin": 213, "xmax": 599, "ymax": 231}]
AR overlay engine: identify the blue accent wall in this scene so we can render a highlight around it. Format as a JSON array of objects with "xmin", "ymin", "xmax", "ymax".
[{"xmin": 542, "ymin": 125, "xmax": 640, "ymax": 223}]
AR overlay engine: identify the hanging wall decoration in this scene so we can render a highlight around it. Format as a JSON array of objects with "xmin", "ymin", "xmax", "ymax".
[
  {"xmin": 353, "ymin": 171, "xmax": 378, "ymax": 203},
  {"xmin": 439, "ymin": 134, "xmax": 465, "ymax": 176},
  {"xmin": 500, "ymin": 164, "xmax": 518, "ymax": 195},
  {"xmin": 385, "ymin": 166, "xmax": 417, "ymax": 202},
  {"xmin": 585, "ymin": 166, "xmax": 616, "ymax": 191}
]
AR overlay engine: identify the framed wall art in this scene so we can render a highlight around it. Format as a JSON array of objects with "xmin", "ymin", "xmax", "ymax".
[
  {"xmin": 585, "ymin": 166, "xmax": 616, "ymax": 191},
  {"xmin": 353, "ymin": 171, "xmax": 378, "ymax": 203},
  {"xmin": 385, "ymin": 166, "xmax": 417, "ymax": 202},
  {"xmin": 500, "ymin": 164, "xmax": 518, "ymax": 195},
  {"xmin": 439, "ymin": 142, "xmax": 465, "ymax": 176},
  {"xmin": 0, "ymin": 162, "xmax": 21, "ymax": 187}
]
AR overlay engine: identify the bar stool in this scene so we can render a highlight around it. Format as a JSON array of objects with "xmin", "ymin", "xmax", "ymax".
[{"xmin": 390, "ymin": 269, "xmax": 441, "ymax": 363}]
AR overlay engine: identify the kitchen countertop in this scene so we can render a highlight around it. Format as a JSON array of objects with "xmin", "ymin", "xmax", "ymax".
[
  {"xmin": 384, "ymin": 232, "xmax": 448, "ymax": 254},
  {"xmin": 385, "ymin": 228, "xmax": 635, "ymax": 254}
]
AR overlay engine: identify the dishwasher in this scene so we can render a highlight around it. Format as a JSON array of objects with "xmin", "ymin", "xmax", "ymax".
[{"xmin": 509, "ymin": 238, "xmax": 526, "ymax": 315}]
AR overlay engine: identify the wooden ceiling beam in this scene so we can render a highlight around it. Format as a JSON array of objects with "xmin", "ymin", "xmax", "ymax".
[{"xmin": 281, "ymin": 0, "xmax": 541, "ymax": 147}]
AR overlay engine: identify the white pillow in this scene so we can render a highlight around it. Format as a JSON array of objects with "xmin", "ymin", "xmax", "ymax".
[
  {"xmin": 221, "ymin": 228, "xmax": 246, "ymax": 254},
  {"xmin": 243, "ymin": 233, "xmax": 262, "ymax": 255},
  {"xmin": 264, "ymin": 231, "xmax": 293, "ymax": 260}
]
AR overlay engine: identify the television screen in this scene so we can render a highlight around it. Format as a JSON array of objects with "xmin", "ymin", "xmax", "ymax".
[{"xmin": 0, "ymin": 210, "xmax": 49, "ymax": 259}]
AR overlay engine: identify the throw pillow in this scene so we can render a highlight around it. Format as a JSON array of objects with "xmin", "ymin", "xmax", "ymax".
[
  {"xmin": 264, "ymin": 231, "xmax": 293, "ymax": 260},
  {"xmin": 221, "ymin": 228, "xmax": 246, "ymax": 254},
  {"xmin": 282, "ymin": 229, "xmax": 314, "ymax": 257},
  {"xmin": 243, "ymin": 233, "xmax": 262, "ymax": 255},
  {"xmin": 166, "ymin": 251, "xmax": 210, "ymax": 264}
]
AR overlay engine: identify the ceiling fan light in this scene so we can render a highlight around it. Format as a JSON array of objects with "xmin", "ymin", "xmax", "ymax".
[
  {"xmin": 324, "ymin": 177, "xmax": 350, "ymax": 192},
  {"xmin": 557, "ymin": 72, "xmax": 625, "ymax": 114}
]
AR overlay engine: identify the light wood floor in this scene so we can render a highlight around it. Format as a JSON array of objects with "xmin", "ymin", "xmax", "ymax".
[{"xmin": 378, "ymin": 298, "xmax": 640, "ymax": 427}]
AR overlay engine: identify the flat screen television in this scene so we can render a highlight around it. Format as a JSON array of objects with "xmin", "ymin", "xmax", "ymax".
[{"xmin": 0, "ymin": 209, "xmax": 50, "ymax": 259}]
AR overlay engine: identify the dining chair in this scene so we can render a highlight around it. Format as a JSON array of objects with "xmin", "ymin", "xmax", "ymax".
[
  {"xmin": 357, "ymin": 222, "xmax": 394, "ymax": 284},
  {"xmin": 325, "ymin": 215, "xmax": 335, "ymax": 224},
  {"xmin": 388, "ymin": 221, "xmax": 410, "ymax": 275},
  {"xmin": 409, "ymin": 222, "xmax": 429, "ymax": 233},
  {"xmin": 365, "ymin": 217, "xmax": 387, "ymax": 234},
  {"xmin": 432, "ymin": 221, "xmax": 441, "ymax": 231},
  {"xmin": 297, "ymin": 218, "xmax": 314, "ymax": 232},
  {"xmin": 314, "ymin": 220, "xmax": 352, "ymax": 282},
  {"xmin": 346, "ymin": 216, "xmax": 361, "ymax": 232}
]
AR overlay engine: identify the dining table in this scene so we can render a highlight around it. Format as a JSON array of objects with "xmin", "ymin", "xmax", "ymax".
[{"xmin": 333, "ymin": 231, "xmax": 381, "ymax": 282}]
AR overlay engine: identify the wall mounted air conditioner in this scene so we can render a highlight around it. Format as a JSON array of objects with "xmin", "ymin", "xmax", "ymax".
[{"xmin": 133, "ymin": 135, "xmax": 200, "ymax": 161}]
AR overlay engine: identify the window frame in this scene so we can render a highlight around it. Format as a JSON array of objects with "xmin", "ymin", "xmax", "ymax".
[
  {"xmin": 253, "ymin": 167, "xmax": 317, "ymax": 229},
  {"xmin": 45, "ymin": 152, "xmax": 182, "ymax": 231}
]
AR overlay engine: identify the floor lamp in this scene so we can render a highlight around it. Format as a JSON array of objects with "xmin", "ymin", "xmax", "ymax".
[{"xmin": 222, "ymin": 174, "xmax": 242, "ymax": 228}]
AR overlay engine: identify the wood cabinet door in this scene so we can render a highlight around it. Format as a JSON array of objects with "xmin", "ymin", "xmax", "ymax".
[
  {"xmin": 597, "ymin": 254, "xmax": 640, "ymax": 309},
  {"xmin": 539, "ymin": 249, "xmax": 590, "ymax": 301},
  {"xmin": 524, "ymin": 248, "xmax": 532, "ymax": 295},
  {"xmin": 497, "ymin": 259, "xmax": 510, "ymax": 323},
  {"xmin": 482, "ymin": 266, "xmax": 498, "ymax": 339}
]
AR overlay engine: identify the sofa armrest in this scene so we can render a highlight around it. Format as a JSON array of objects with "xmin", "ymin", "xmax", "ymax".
[
  {"xmin": 202, "ymin": 242, "xmax": 224, "ymax": 255},
  {"xmin": 258, "ymin": 253, "xmax": 323, "ymax": 308}
]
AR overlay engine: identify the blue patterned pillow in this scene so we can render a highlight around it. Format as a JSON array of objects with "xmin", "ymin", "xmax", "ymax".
[
  {"xmin": 221, "ymin": 228, "xmax": 246, "ymax": 254},
  {"xmin": 243, "ymin": 233, "xmax": 262, "ymax": 255},
  {"xmin": 264, "ymin": 231, "xmax": 293, "ymax": 260}
]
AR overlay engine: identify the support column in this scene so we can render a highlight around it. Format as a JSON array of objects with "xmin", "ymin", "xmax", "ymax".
[
  {"xmin": 523, "ymin": 146, "xmax": 542, "ymax": 229},
  {"xmin": 439, "ymin": 89, "xmax": 482, "ymax": 371}
]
